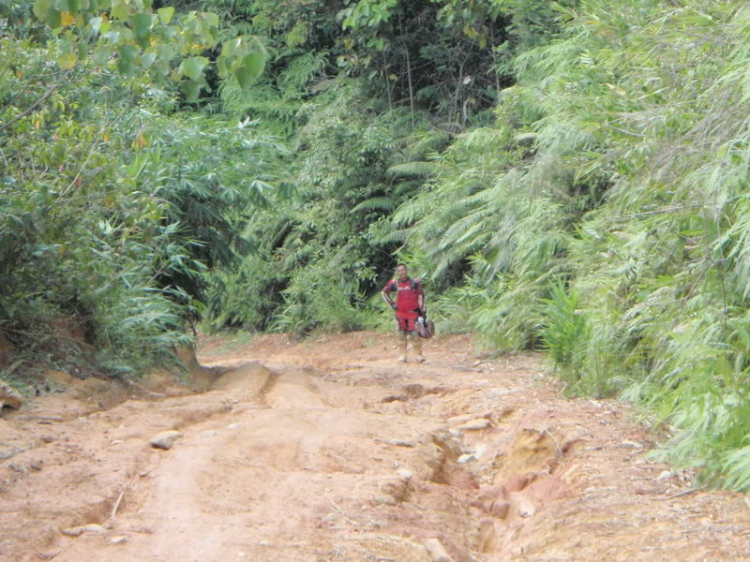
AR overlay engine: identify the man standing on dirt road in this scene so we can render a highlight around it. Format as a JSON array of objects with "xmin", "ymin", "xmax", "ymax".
[{"xmin": 381, "ymin": 264, "xmax": 426, "ymax": 363}]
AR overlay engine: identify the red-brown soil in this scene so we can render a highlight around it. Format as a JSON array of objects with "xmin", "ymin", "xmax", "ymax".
[{"xmin": 1, "ymin": 332, "xmax": 749, "ymax": 562}]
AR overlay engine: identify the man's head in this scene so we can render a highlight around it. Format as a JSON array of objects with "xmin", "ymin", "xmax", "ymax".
[{"xmin": 395, "ymin": 263, "xmax": 408, "ymax": 281}]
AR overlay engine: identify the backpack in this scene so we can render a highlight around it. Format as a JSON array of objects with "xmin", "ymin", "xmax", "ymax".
[{"xmin": 389, "ymin": 278, "xmax": 421, "ymax": 293}]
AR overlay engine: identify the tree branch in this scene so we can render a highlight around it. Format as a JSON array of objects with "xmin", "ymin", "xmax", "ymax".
[{"xmin": 0, "ymin": 69, "xmax": 73, "ymax": 133}]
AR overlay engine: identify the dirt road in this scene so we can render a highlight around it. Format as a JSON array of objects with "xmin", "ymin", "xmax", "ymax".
[{"xmin": 1, "ymin": 332, "xmax": 749, "ymax": 562}]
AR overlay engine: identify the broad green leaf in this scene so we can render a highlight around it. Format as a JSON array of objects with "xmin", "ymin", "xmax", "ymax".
[
  {"xmin": 216, "ymin": 57, "xmax": 227, "ymax": 76},
  {"xmin": 180, "ymin": 80, "xmax": 201, "ymax": 102},
  {"xmin": 57, "ymin": 51, "xmax": 77, "ymax": 69},
  {"xmin": 142, "ymin": 52, "xmax": 156, "ymax": 67},
  {"xmin": 157, "ymin": 6, "xmax": 174, "ymax": 24},
  {"xmin": 150, "ymin": 61, "xmax": 168, "ymax": 81},
  {"xmin": 221, "ymin": 37, "xmax": 241, "ymax": 58},
  {"xmin": 118, "ymin": 44, "xmax": 138, "ymax": 74},
  {"xmin": 93, "ymin": 45, "xmax": 110, "ymax": 65},
  {"xmin": 45, "ymin": 8, "xmax": 61, "ymax": 28},
  {"xmin": 33, "ymin": 0, "xmax": 51, "ymax": 21},
  {"xmin": 182, "ymin": 56, "xmax": 209, "ymax": 81},
  {"xmin": 132, "ymin": 13, "xmax": 152, "ymax": 47},
  {"xmin": 242, "ymin": 51, "xmax": 265, "ymax": 79},
  {"xmin": 234, "ymin": 65, "xmax": 252, "ymax": 89},
  {"xmin": 132, "ymin": 13, "xmax": 152, "ymax": 35},
  {"xmin": 111, "ymin": 0, "xmax": 128, "ymax": 20},
  {"xmin": 156, "ymin": 44, "xmax": 174, "ymax": 61}
]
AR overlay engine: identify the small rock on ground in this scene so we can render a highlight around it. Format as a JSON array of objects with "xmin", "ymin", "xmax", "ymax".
[
  {"xmin": 509, "ymin": 492, "xmax": 535, "ymax": 518},
  {"xmin": 423, "ymin": 538, "xmax": 455, "ymax": 562},
  {"xmin": 61, "ymin": 524, "xmax": 107, "ymax": 537},
  {"xmin": 656, "ymin": 470, "xmax": 673, "ymax": 482},
  {"xmin": 396, "ymin": 468, "xmax": 413, "ymax": 481},
  {"xmin": 458, "ymin": 453, "xmax": 477, "ymax": 464},
  {"xmin": 489, "ymin": 500, "xmax": 510, "ymax": 519},
  {"xmin": 453, "ymin": 418, "xmax": 491, "ymax": 431},
  {"xmin": 478, "ymin": 518, "xmax": 497, "ymax": 553},
  {"xmin": 107, "ymin": 536, "xmax": 128, "ymax": 545},
  {"xmin": 0, "ymin": 381, "xmax": 22, "ymax": 409},
  {"xmin": 149, "ymin": 430, "xmax": 182, "ymax": 450}
]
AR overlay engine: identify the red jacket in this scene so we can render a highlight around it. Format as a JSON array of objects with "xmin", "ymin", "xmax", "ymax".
[{"xmin": 382, "ymin": 278, "xmax": 423, "ymax": 319}]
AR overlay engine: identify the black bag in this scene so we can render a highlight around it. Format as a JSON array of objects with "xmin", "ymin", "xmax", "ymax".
[{"xmin": 416, "ymin": 316, "xmax": 435, "ymax": 339}]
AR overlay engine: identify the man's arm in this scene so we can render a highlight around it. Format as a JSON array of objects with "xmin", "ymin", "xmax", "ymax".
[{"xmin": 382, "ymin": 282, "xmax": 397, "ymax": 309}]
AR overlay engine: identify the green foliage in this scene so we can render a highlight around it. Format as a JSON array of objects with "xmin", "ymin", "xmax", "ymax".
[
  {"xmin": 203, "ymin": 0, "xmax": 576, "ymax": 342},
  {"xmin": 431, "ymin": 275, "xmax": 495, "ymax": 335},
  {"xmin": 219, "ymin": 50, "xmax": 329, "ymax": 135},
  {"xmin": 342, "ymin": 0, "xmax": 398, "ymax": 32},
  {"xmin": 203, "ymin": 0, "xmax": 567, "ymax": 135},
  {"xmin": 274, "ymin": 262, "xmax": 379, "ymax": 334},
  {"xmin": 210, "ymin": 84, "xmax": 416, "ymax": 335},
  {"xmin": 723, "ymin": 438, "xmax": 750, "ymax": 492},
  {"xmin": 354, "ymin": 0, "xmax": 750, "ymax": 490},
  {"xmin": 541, "ymin": 282, "xmax": 585, "ymax": 373},
  {"xmin": 15, "ymin": 0, "xmax": 267, "ymax": 100},
  {"xmin": 0, "ymin": 11, "xmax": 275, "ymax": 376}
]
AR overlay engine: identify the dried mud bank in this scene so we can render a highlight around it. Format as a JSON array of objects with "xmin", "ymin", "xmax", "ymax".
[{"xmin": 1, "ymin": 333, "xmax": 749, "ymax": 562}]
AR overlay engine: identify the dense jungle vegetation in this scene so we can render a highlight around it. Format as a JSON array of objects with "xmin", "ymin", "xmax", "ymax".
[{"xmin": 4, "ymin": 0, "xmax": 750, "ymax": 491}]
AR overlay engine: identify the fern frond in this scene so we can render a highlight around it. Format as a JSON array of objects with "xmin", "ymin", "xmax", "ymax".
[
  {"xmin": 352, "ymin": 197, "xmax": 395, "ymax": 213},
  {"xmin": 387, "ymin": 161, "xmax": 442, "ymax": 178}
]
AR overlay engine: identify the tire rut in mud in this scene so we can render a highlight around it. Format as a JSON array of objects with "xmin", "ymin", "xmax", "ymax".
[{"xmin": 41, "ymin": 358, "xmax": 569, "ymax": 562}]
